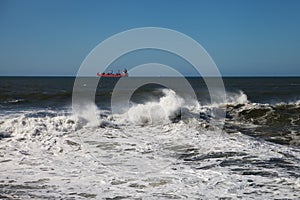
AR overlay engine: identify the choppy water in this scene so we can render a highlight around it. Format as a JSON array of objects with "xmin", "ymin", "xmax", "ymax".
[{"xmin": 0, "ymin": 77, "xmax": 299, "ymax": 199}]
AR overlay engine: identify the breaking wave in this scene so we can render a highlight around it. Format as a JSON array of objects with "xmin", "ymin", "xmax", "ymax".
[
  {"xmin": 1, "ymin": 89, "xmax": 300, "ymax": 199},
  {"xmin": 120, "ymin": 89, "xmax": 184, "ymax": 125},
  {"xmin": 1, "ymin": 89, "xmax": 299, "ymax": 147}
]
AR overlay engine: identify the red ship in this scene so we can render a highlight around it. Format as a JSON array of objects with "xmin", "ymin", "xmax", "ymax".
[{"xmin": 97, "ymin": 69, "xmax": 128, "ymax": 78}]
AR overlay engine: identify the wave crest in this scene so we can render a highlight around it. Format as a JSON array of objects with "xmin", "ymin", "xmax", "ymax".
[{"xmin": 124, "ymin": 89, "xmax": 184, "ymax": 125}]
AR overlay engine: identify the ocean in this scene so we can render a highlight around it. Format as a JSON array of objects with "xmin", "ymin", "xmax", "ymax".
[{"xmin": 0, "ymin": 77, "xmax": 299, "ymax": 199}]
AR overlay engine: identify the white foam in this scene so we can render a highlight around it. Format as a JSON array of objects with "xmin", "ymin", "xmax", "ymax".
[
  {"xmin": 73, "ymin": 102, "xmax": 101, "ymax": 127},
  {"xmin": 226, "ymin": 90, "xmax": 249, "ymax": 105},
  {"xmin": 1, "ymin": 93, "xmax": 300, "ymax": 199},
  {"xmin": 0, "ymin": 111, "xmax": 77, "ymax": 140},
  {"xmin": 123, "ymin": 89, "xmax": 184, "ymax": 125}
]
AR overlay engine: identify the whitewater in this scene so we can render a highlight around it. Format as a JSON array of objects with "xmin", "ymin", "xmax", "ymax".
[{"xmin": 1, "ymin": 87, "xmax": 299, "ymax": 199}]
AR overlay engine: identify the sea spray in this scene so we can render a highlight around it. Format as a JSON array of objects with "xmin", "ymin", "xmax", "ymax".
[
  {"xmin": 73, "ymin": 102, "xmax": 101, "ymax": 127},
  {"xmin": 126, "ymin": 89, "xmax": 184, "ymax": 125},
  {"xmin": 226, "ymin": 90, "xmax": 249, "ymax": 105}
]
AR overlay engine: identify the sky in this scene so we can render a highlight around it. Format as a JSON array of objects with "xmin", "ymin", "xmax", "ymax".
[{"xmin": 0, "ymin": 0, "xmax": 300, "ymax": 76}]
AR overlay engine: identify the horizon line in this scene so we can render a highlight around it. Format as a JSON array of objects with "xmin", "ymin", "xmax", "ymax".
[{"xmin": 1, "ymin": 75, "xmax": 300, "ymax": 78}]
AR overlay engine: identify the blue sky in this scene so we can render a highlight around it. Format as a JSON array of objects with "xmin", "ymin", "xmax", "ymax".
[{"xmin": 0, "ymin": 0, "xmax": 300, "ymax": 76}]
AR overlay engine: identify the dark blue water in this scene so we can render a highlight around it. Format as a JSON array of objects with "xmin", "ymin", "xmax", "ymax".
[{"xmin": 1, "ymin": 77, "xmax": 299, "ymax": 108}]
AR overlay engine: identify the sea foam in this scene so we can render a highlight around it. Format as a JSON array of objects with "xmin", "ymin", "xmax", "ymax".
[{"xmin": 124, "ymin": 89, "xmax": 184, "ymax": 125}]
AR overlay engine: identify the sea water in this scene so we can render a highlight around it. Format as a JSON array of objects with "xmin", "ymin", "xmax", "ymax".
[{"xmin": 0, "ymin": 77, "xmax": 299, "ymax": 199}]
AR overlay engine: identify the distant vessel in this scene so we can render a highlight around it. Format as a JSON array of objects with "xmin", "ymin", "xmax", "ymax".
[{"xmin": 97, "ymin": 69, "xmax": 128, "ymax": 77}]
